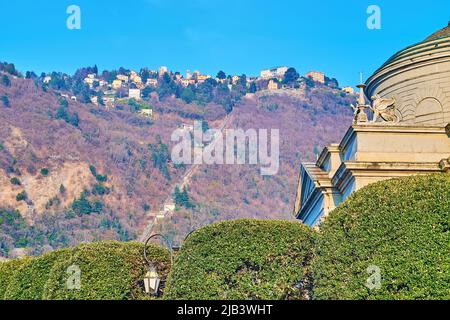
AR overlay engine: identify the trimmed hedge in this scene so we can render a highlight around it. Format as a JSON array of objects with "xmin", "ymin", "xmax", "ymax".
[
  {"xmin": 165, "ymin": 219, "xmax": 316, "ymax": 300},
  {"xmin": 43, "ymin": 242, "xmax": 171, "ymax": 300},
  {"xmin": 312, "ymin": 174, "xmax": 450, "ymax": 300},
  {"xmin": 3, "ymin": 249, "xmax": 69, "ymax": 300},
  {"xmin": 1, "ymin": 242, "xmax": 171, "ymax": 300},
  {"xmin": 0, "ymin": 258, "xmax": 30, "ymax": 298}
]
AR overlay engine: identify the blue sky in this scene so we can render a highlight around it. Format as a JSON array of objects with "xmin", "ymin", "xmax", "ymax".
[{"xmin": 0, "ymin": 0, "xmax": 449, "ymax": 87}]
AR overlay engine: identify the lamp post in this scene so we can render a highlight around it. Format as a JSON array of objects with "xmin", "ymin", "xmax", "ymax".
[
  {"xmin": 143, "ymin": 231, "xmax": 196, "ymax": 296},
  {"xmin": 171, "ymin": 230, "xmax": 196, "ymax": 252},
  {"xmin": 143, "ymin": 234, "xmax": 173, "ymax": 297}
]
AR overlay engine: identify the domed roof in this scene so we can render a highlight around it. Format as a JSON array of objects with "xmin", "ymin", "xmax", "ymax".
[
  {"xmin": 367, "ymin": 22, "xmax": 450, "ymax": 81},
  {"xmin": 365, "ymin": 22, "xmax": 450, "ymax": 126},
  {"xmin": 425, "ymin": 22, "xmax": 450, "ymax": 41}
]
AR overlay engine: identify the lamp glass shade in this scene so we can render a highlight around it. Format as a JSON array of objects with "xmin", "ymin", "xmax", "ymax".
[{"xmin": 144, "ymin": 267, "xmax": 161, "ymax": 295}]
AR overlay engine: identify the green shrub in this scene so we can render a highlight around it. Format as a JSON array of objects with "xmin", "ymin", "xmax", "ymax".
[
  {"xmin": 96, "ymin": 174, "xmax": 108, "ymax": 183},
  {"xmin": 92, "ymin": 184, "xmax": 109, "ymax": 196},
  {"xmin": 43, "ymin": 241, "xmax": 171, "ymax": 300},
  {"xmin": 165, "ymin": 219, "xmax": 316, "ymax": 300},
  {"xmin": 3, "ymin": 249, "xmax": 69, "ymax": 300},
  {"xmin": 0, "ymin": 258, "xmax": 30, "ymax": 299},
  {"xmin": 16, "ymin": 191, "xmax": 27, "ymax": 202},
  {"xmin": 58, "ymin": 98, "xmax": 69, "ymax": 108},
  {"xmin": 55, "ymin": 105, "xmax": 79, "ymax": 128},
  {"xmin": 89, "ymin": 165, "xmax": 97, "ymax": 177},
  {"xmin": 71, "ymin": 193, "xmax": 103, "ymax": 215},
  {"xmin": 89, "ymin": 165, "xmax": 108, "ymax": 182},
  {"xmin": 312, "ymin": 174, "xmax": 450, "ymax": 300},
  {"xmin": 1, "ymin": 75, "xmax": 11, "ymax": 87},
  {"xmin": 1, "ymin": 95, "xmax": 10, "ymax": 107},
  {"xmin": 40, "ymin": 168, "xmax": 49, "ymax": 176}
]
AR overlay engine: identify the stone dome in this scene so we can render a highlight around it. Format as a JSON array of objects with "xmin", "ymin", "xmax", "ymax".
[{"xmin": 365, "ymin": 23, "xmax": 450, "ymax": 126}]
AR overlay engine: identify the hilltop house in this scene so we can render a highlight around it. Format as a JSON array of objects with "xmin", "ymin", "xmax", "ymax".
[
  {"xmin": 267, "ymin": 79, "xmax": 279, "ymax": 90},
  {"xmin": 180, "ymin": 79, "xmax": 191, "ymax": 87},
  {"xmin": 103, "ymin": 96, "xmax": 115, "ymax": 108},
  {"xmin": 43, "ymin": 76, "xmax": 52, "ymax": 84},
  {"xmin": 342, "ymin": 86, "xmax": 355, "ymax": 94},
  {"xmin": 91, "ymin": 96, "xmax": 99, "ymax": 105},
  {"xmin": 195, "ymin": 72, "xmax": 211, "ymax": 84},
  {"xmin": 84, "ymin": 74, "xmax": 98, "ymax": 88},
  {"xmin": 164, "ymin": 202, "xmax": 176, "ymax": 213},
  {"xmin": 305, "ymin": 71, "xmax": 325, "ymax": 84},
  {"xmin": 232, "ymin": 75, "xmax": 240, "ymax": 84},
  {"xmin": 130, "ymin": 71, "xmax": 142, "ymax": 85},
  {"xmin": 112, "ymin": 79, "xmax": 122, "ymax": 90},
  {"xmin": 159, "ymin": 66, "xmax": 168, "ymax": 76},
  {"xmin": 117, "ymin": 74, "xmax": 129, "ymax": 83},
  {"xmin": 139, "ymin": 108, "xmax": 153, "ymax": 118},
  {"xmin": 260, "ymin": 67, "xmax": 288, "ymax": 79},
  {"xmin": 146, "ymin": 78, "xmax": 158, "ymax": 87},
  {"xmin": 129, "ymin": 88, "xmax": 141, "ymax": 100}
]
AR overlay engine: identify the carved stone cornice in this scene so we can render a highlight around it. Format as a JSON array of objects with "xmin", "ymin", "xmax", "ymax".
[{"xmin": 439, "ymin": 157, "xmax": 450, "ymax": 172}]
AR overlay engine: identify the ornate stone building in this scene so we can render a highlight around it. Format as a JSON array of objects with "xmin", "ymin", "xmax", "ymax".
[{"xmin": 294, "ymin": 24, "xmax": 450, "ymax": 227}]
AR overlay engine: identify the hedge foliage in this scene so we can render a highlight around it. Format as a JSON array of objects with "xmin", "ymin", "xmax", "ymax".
[
  {"xmin": 0, "ymin": 242, "xmax": 171, "ymax": 300},
  {"xmin": 0, "ymin": 258, "xmax": 30, "ymax": 298},
  {"xmin": 312, "ymin": 174, "xmax": 450, "ymax": 300},
  {"xmin": 3, "ymin": 249, "xmax": 69, "ymax": 300},
  {"xmin": 43, "ymin": 242, "xmax": 171, "ymax": 300},
  {"xmin": 1, "ymin": 174, "xmax": 448, "ymax": 301},
  {"xmin": 165, "ymin": 219, "xmax": 316, "ymax": 300}
]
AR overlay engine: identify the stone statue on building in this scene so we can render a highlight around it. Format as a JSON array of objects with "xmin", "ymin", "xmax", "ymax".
[
  {"xmin": 350, "ymin": 103, "xmax": 369, "ymax": 123},
  {"xmin": 350, "ymin": 82, "xmax": 370, "ymax": 124},
  {"xmin": 370, "ymin": 94, "xmax": 401, "ymax": 123}
]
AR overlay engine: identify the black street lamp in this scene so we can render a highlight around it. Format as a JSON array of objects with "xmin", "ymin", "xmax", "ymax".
[{"xmin": 142, "ymin": 230, "xmax": 196, "ymax": 296}]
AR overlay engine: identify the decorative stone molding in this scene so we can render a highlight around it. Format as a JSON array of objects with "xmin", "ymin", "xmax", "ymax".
[
  {"xmin": 439, "ymin": 157, "xmax": 450, "ymax": 172},
  {"xmin": 412, "ymin": 86, "xmax": 447, "ymax": 125}
]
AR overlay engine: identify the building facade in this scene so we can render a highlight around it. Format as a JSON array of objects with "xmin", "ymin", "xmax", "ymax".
[
  {"xmin": 305, "ymin": 71, "xmax": 325, "ymax": 84},
  {"xmin": 159, "ymin": 66, "xmax": 168, "ymax": 76},
  {"xmin": 342, "ymin": 86, "xmax": 355, "ymax": 94},
  {"xmin": 294, "ymin": 24, "xmax": 450, "ymax": 227},
  {"xmin": 112, "ymin": 79, "xmax": 122, "ymax": 90},
  {"xmin": 116, "ymin": 74, "xmax": 129, "ymax": 83},
  {"xmin": 260, "ymin": 66, "xmax": 288, "ymax": 79},
  {"xmin": 267, "ymin": 79, "xmax": 279, "ymax": 90},
  {"xmin": 128, "ymin": 88, "xmax": 141, "ymax": 100}
]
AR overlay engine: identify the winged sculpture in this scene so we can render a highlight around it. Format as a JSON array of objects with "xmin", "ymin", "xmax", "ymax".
[{"xmin": 370, "ymin": 94, "xmax": 400, "ymax": 123}]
